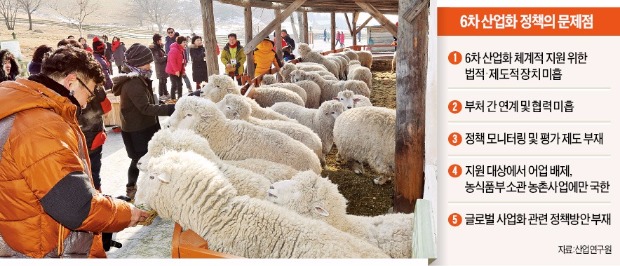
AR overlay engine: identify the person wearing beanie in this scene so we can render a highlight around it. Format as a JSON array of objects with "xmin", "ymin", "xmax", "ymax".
[
  {"xmin": 111, "ymin": 37, "xmax": 127, "ymax": 73},
  {"xmin": 112, "ymin": 43, "xmax": 175, "ymax": 200},
  {"xmin": 149, "ymin": 33, "xmax": 170, "ymax": 100},
  {"xmin": 165, "ymin": 36, "xmax": 188, "ymax": 100}
]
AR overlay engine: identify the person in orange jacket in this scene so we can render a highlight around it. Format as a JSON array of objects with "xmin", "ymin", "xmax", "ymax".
[
  {"xmin": 253, "ymin": 37, "xmax": 282, "ymax": 79},
  {"xmin": 0, "ymin": 46, "xmax": 148, "ymax": 258}
]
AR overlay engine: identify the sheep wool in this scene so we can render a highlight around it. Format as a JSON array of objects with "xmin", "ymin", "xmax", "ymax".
[
  {"xmin": 199, "ymin": 74, "xmax": 241, "ymax": 102},
  {"xmin": 342, "ymin": 48, "xmax": 359, "ymax": 61},
  {"xmin": 138, "ymin": 151, "xmax": 391, "ymax": 258},
  {"xmin": 249, "ymin": 86, "xmax": 305, "ymax": 108},
  {"xmin": 348, "ymin": 60, "xmax": 373, "ymax": 89},
  {"xmin": 217, "ymin": 94, "xmax": 324, "ymax": 164},
  {"xmin": 355, "ymin": 50, "xmax": 374, "ymax": 68},
  {"xmin": 267, "ymin": 171, "xmax": 414, "ymax": 258},
  {"xmin": 168, "ymin": 96, "xmax": 322, "ymax": 173},
  {"xmin": 333, "ymin": 106, "xmax": 396, "ymax": 183},
  {"xmin": 262, "ymin": 83, "xmax": 308, "ymax": 105},
  {"xmin": 137, "ymin": 128, "xmax": 271, "ymax": 198},
  {"xmin": 297, "ymin": 43, "xmax": 340, "ymax": 78},
  {"xmin": 270, "ymin": 100, "xmax": 344, "ymax": 157}
]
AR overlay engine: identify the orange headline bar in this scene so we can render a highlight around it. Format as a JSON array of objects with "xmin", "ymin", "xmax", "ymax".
[{"xmin": 438, "ymin": 7, "xmax": 620, "ymax": 36}]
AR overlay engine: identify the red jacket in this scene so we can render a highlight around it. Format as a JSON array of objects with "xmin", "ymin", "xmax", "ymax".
[{"xmin": 165, "ymin": 42, "xmax": 186, "ymax": 76}]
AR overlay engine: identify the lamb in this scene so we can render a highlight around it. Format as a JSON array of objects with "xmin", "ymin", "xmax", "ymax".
[
  {"xmin": 135, "ymin": 151, "xmax": 390, "ymax": 258},
  {"xmin": 168, "ymin": 96, "xmax": 322, "ymax": 173},
  {"xmin": 342, "ymin": 49, "xmax": 359, "ymax": 61},
  {"xmin": 267, "ymin": 171, "xmax": 414, "ymax": 258},
  {"xmin": 260, "ymin": 78, "xmax": 308, "ymax": 105},
  {"xmin": 348, "ymin": 60, "xmax": 373, "ymax": 89},
  {"xmin": 136, "ymin": 128, "xmax": 271, "ymax": 198},
  {"xmin": 217, "ymin": 94, "xmax": 324, "ymax": 164},
  {"xmin": 333, "ymin": 106, "xmax": 395, "ymax": 184},
  {"xmin": 295, "ymin": 70, "xmax": 370, "ymax": 104},
  {"xmin": 334, "ymin": 90, "xmax": 373, "ymax": 110},
  {"xmin": 355, "ymin": 50, "xmax": 373, "ymax": 68},
  {"xmin": 246, "ymin": 85, "xmax": 305, "ymax": 107},
  {"xmin": 297, "ymin": 43, "xmax": 340, "ymax": 78},
  {"xmin": 270, "ymin": 100, "xmax": 344, "ymax": 158}
]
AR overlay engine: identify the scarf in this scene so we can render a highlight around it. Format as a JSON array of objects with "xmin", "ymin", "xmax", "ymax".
[
  {"xmin": 112, "ymin": 41, "xmax": 120, "ymax": 52},
  {"xmin": 125, "ymin": 64, "xmax": 152, "ymax": 79},
  {"xmin": 229, "ymin": 41, "xmax": 238, "ymax": 49}
]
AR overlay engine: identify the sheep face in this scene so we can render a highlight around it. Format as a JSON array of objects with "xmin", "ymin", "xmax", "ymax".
[
  {"xmin": 290, "ymin": 70, "xmax": 307, "ymax": 83},
  {"xmin": 168, "ymin": 108, "xmax": 201, "ymax": 131},
  {"xmin": 335, "ymin": 90, "xmax": 357, "ymax": 110},
  {"xmin": 297, "ymin": 43, "xmax": 311, "ymax": 57},
  {"xmin": 134, "ymin": 163, "xmax": 170, "ymax": 210},
  {"xmin": 261, "ymin": 74, "xmax": 277, "ymax": 85},
  {"xmin": 216, "ymin": 94, "xmax": 251, "ymax": 120},
  {"xmin": 321, "ymin": 100, "xmax": 345, "ymax": 120},
  {"xmin": 200, "ymin": 75, "xmax": 240, "ymax": 102}
]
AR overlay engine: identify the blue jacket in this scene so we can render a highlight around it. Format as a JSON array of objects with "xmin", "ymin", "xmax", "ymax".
[{"xmin": 165, "ymin": 36, "xmax": 175, "ymax": 54}]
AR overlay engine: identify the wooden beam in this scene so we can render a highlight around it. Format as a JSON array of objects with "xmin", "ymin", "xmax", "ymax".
[
  {"xmin": 218, "ymin": 0, "xmax": 282, "ymax": 9},
  {"xmin": 330, "ymin": 12, "xmax": 336, "ymax": 51},
  {"xmin": 394, "ymin": 0, "xmax": 428, "ymax": 213},
  {"xmin": 200, "ymin": 0, "xmax": 219, "ymax": 76},
  {"xmin": 344, "ymin": 13, "xmax": 353, "ymax": 36},
  {"xmin": 404, "ymin": 0, "xmax": 430, "ymax": 23},
  {"xmin": 355, "ymin": 16, "xmax": 373, "ymax": 33},
  {"xmin": 355, "ymin": 1, "xmax": 398, "ymax": 36},
  {"xmin": 244, "ymin": 3, "xmax": 255, "ymax": 79},
  {"xmin": 302, "ymin": 11, "xmax": 309, "ymax": 44},
  {"xmin": 275, "ymin": 9, "xmax": 283, "ymax": 59},
  {"xmin": 243, "ymin": 0, "xmax": 308, "ymax": 54}
]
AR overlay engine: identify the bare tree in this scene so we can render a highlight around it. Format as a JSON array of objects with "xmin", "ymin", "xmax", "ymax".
[
  {"xmin": 53, "ymin": 0, "xmax": 100, "ymax": 37},
  {"xmin": 177, "ymin": 0, "xmax": 200, "ymax": 34},
  {"xmin": 131, "ymin": 0, "xmax": 179, "ymax": 34},
  {"xmin": 0, "ymin": 0, "xmax": 20, "ymax": 30},
  {"xmin": 18, "ymin": 0, "xmax": 42, "ymax": 30}
]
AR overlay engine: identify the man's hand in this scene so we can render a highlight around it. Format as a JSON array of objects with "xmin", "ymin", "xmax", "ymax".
[{"xmin": 128, "ymin": 204, "xmax": 150, "ymax": 227}]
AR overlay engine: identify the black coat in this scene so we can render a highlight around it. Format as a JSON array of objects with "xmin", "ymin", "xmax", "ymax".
[
  {"xmin": 149, "ymin": 43, "xmax": 169, "ymax": 79},
  {"xmin": 189, "ymin": 45, "xmax": 208, "ymax": 83},
  {"xmin": 78, "ymin": 86, "xmax": 107, "ymax": 152}
]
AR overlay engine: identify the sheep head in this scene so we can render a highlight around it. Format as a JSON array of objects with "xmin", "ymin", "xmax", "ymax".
[
  {"xmin": 334, "ymin": 90, "xmax": 357, "ymax": 110},
  {"xmin": 169, "ymin": 96, "xmax": 225, "ymax": 133},
  {"xmin": 320, "ymin": 100, "xmax": 344, "ymax": 120},
  {"xmin": 261, "ymin": 74, "xmax": 277, "ymax": 85},
  {"xmin": 289, "ymin": 70, "xmax": 307, "ymax": 83},
  {"xmin": 297, "ymin": 43, "xmax": 311, "ymax": 57},
  {"xmin": 216, "ymin": 94, "xmax": 252, "ymax": 121},
  {"xmin": 267, "ymin": 171, "xmax": 348, "ymax": 219},
  {"xmin": 200, "ymin": 74, "xmax": 240, "ymax": 102},
  {"xmin": 280, "ymin": 63, "xmax": 298, "ymax": 80}
]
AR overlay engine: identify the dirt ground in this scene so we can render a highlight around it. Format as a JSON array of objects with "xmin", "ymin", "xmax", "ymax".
[{"xmin": 321, "ymin": 70, "xmax": 396, "ymax": 216}]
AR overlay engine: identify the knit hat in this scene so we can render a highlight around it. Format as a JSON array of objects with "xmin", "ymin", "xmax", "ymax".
[
  {"xmin": 92, "ymin": 36, "xmax": 106, "ymax": 55},
  {"xmin": 125, "ymin": 43, "xmax": 153, "ymax": 67}
]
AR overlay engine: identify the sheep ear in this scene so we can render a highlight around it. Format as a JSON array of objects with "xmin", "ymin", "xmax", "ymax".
[
  {"xmin": 353, "ymin": 98, "xmax": 361, "ymax": 103},
  {"xmin": 313, "ymin": 205, "xmax": 330, "ymax": 217},
  {"xmin": 333, "ymin": 97, "xmax": 339, "ymax": 101},
  {"xmin": 157, "ymin": 173, "xmax": 171, "ymax": 183}
]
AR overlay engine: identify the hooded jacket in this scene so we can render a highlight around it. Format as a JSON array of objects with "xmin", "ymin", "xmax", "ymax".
[
  {"xmin": 253, "ymin": 39, "xmax": 281, "ymax": 77},
  {"xmin": 189, "ymin": 44, "xmax": 208, "ymax": 82},
  {"xmin": 112, "ymin": 72, "xmax": 175, "ymax": 132},
  {"xmin": 0, "ymin": 50, "xmax": 19, "ymax": 82},
  {"xmin": 0, "ymin": 75, "xmax": 133, "ymax": 258},
  {"xmin": 165, "ymin": 42, "xmax": 185, "ymax": 76}
]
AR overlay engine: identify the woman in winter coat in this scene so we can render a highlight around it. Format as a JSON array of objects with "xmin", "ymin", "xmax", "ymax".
[
  {"xmin": 189, "ymin": 36, "xmax": 208, "ymax": 91},
  {"xmin": 79, "ymin": 37, "xmax": 93, "ymax": 53},
  {"xmin": 165, "ymin": 36, "xmax": 187, "ymax": 100},
  {"xmin": 149, "ymin": 33, "xmax": 170, "ymax": 99},
  {"xmin": 28, "ymin": 45, "xmax": 53, "ymax": 75},
  {"xmin": 112, "ymin": 43, "xmax": 175, "ymax": 199},
  {"xmin": 253, "ymin": 38, "xmax": 281, "ymax": 78},
  {"xmin": 111, "ymin": 37, "xmax": 127, "ymax": 74},
  {"xmin": 0, "ymin": 49, "xmax": 19, "ymax": 82}
]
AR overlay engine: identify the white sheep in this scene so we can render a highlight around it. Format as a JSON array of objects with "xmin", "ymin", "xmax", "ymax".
[
  {"xmin": 325, "ymin": 56, "xmax": 345, "ymax": 80},
  {"xmin": 331, "ymin": 53, "xmax": 351, "ymax": 64},
  {"xmin": 246, "ymin": 85, "xmax": 305, "ymax": 107},
  {"xmin": 280, "ymin": 63, "xmax": 298, "ymax": 83},
  {"xmin": 217, "ymin": 94, "xmax": 324, "ymax": 164},
  {"xmin": 348, "ymin": 60, "xmax": 373, "ymax": 89},
  {"xmin": 296, "ymin": 62, "xmax": 328, "ymax": 72},
  {"xmin": 168, "ymin": 96, "xmax": 322, "ymax": 174},
  {"xmin": 270, "ymin": 100, "xmax": 344, "ymax": 158},
  {"xmin": 297, "ymin": 43, "xmax": 340, "ymax": 78},
  {"xmin": 342, "ymin": 49, "xmax": 359, "ymax": 62},
  {"xmin": 327, "ymin": 55, "xmax": 348, "ymax": 80},
  {"xmin": 267, "ymin": 171, "xmax": 414, "ymax": 258},
  {"xmin": 244, "ymin": 97, "xmax": 294, "ymax": 121},
  {"xmin": 199, "ymin": 74, "xmax": 240, "ymax": 103},
  {"xmin": 262, "ymin": 70, "xmax": 321, "ymax": 109},
  {"xmin": 136, "ymin": 129, "xmax": 271, "ymax": 198},
  {"xmin": 294, "ymin": 70, "xmax": 370, "ymax": 104},
  {"xmin": 259, "ymin": 82, "xmax": 308, "ymax": 105},
  {"xmin": 355, "ymin": 50, "xmax": 374, "ymax": 68},
  {"xmin": 135, "ymin": 151, "xmax": 390, "ymax": 258},
  {"xmin": 334, "ymin": 90, "xmax": 373, "ymax": 110},
  {"xmin": 333, "ymin": 106, "xmax": 395, "ymax": 184}
]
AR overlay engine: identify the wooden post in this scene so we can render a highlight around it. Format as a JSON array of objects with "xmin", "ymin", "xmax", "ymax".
[
  {"xmin": 243, "ymin": 0, "xmax": 307, "ymax": 54},
  {"xmin": 244, "ymin": 3, "xmax": 255, "ymax": 79},
  {"xmin": 394, "ymin": 0, "xmax": 428, "ymax": 213},
  {"xmin": 356, "ymin": 2, "xmax": 398, "ymax": 36},
  {"xmin": 302, "ymin": 11, "xmax": 309, "ymax": 44},
  {"xmin": 200, "ymin": 0, "xmax": 219, "ymax": 75},
  {"xmin": 352, "ymin": 12, "xmax": 359, "ymax": 46},
  {"xmin": 355, "ymin": 16, "xmax": 373, "ymax": 46},
  {"xmin": 274, "ymin": 9, "xmax": 283, "ymax": 60},
  {"xmin": 330, "ymin": 12, "xmax": 336, "ymax": 51}
]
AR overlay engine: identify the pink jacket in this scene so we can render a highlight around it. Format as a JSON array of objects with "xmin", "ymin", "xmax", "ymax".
[{"xmin": 165, "ymin": 42, "xmax": 186, "ymax": 75}]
